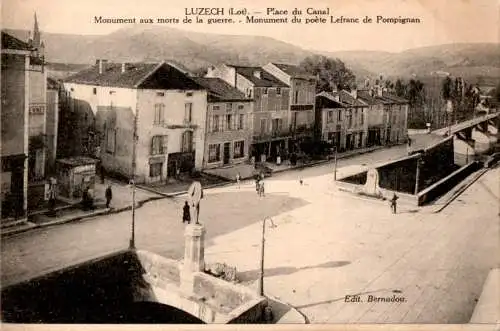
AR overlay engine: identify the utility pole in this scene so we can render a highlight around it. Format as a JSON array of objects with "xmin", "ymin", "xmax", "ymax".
[{"xmin": 129, "ymin": 106, "xmax": 138, "ymax": 250}]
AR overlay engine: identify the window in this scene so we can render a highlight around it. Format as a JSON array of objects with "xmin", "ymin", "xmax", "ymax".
[
  {"xmin": 234, "ymin": 140, "xmax": 244, "ymax": 158},
  {"xmin": 263, "ymin": 88, "xmax": 268, "ymax": 95},
  {"xmin": 181, "ymin": 131, "xmax": 193, "ymax": 153},
  {"xmin": 149, "ymin": 163, "xmax": 162, "ymax": 177},
  {"xmin": 327, "ymin": 111, "xmax": 334, "ymax": 123},
  {"xmin": 184, "ymin": 103, "xmax": 192, "ymax": 123},
  {"xmin": 238, "ymin": 114, "xmax": 244, "ymax": 130},
  {"xmin": 247, "ymin": 89, "xmax": 253, "ymax": 98},
  {"xmin": 208, "ymin": 144, "xmax": 221, "ymax": 163},
  {"xmin": 360, "ymin": 109, "xmax": 364, "ymax": 125},
  {"xmin": 347, "ymin": 110, "xmax": 352, "ymax": 128},
  {"xmin": 338, "ymin": 109, "xmax": 342, "ymax": 122},
  {"xmin": 276, "ymin": 88, "xmax": 281, "ymax": 95},
  {"xmin": 151, "ymin": 135, "xmax": 168, "ymax": 155},
  {"xmin": 238, "ymin": 104, "xmax": 244, "ymax": 110},
  {"xmin": 186, "ymin": 92, "xmax": 193, "ymax": 97},
  {"xmin": 154, "ymin": 103, "xmax": 165, "ymax": 125},
  {"xmin": 272, "ymin": 118, "xmax": 283, "ymax": 133},
  {"xmin": 226, "ymin": 103, "xmax": 233, "ymax": 112},
  {"xmin": 109, "ymin": 90, "xmax": 116, "ymax": 95},
  {"xmin": 212, "ymin": 115, "xmax": 219, "ymax": 132},
  {"xmin": 294, "ymin": 91, "xmax": 299, "ymax": 104},
  {"xmin": 93, "ymin": 88, "xmax": 97, "ymax": 95},
  {"xmin": 106, "ymin": 129, "xmax": 116, "ymax": 153},
  {"xmin": 213, "ymin": 105, "xmax": 220, "ymax": 111},
  {"xmin": 260, "ymin": 118, "xmax": 267, "ymax": 134},
  {"xmin": 226, "ymin": 114, "xmax": 232, "ymax": 130},
  {"xmin": 156, "ymin": 91, "xmax": 165, "ymax": 97}
]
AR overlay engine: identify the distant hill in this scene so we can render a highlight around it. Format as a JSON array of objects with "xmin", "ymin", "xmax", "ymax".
[
  {"xmin": 4, "ymin": 26, "xmax": 499, "ymax": 84},
  {"xmin": 324, "ymin": 43, "xmax": 500, "ymax": 83}
]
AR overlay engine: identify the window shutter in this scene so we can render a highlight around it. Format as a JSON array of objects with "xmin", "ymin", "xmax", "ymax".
[{"xmin": 162, "ymin": 135, "xmax": 168, "ymax": 154}]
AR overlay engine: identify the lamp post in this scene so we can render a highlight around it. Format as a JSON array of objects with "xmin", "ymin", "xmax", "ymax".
[
  {"xmin": 258, "ymin": 217, "xmax": 276, "ymax": 297},
  {"xmin": 333, "ymin": 146, "xmax": 338, "ymax": 181},
  {"xmin": 129, "ymin": 179, "xmax": 136, "ymax": 249},
  {"xmin": 129, "ymin": 105, "xmax": 138, "ymax": 250}
]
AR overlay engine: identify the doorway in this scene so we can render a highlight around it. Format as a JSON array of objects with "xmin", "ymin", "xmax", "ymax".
[{"xmin": 223, "ymin": 142, "xmax": 230, "ymax": 165}]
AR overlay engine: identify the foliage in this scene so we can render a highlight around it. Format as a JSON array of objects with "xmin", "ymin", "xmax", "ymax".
[{"xmin": 299, "ymin": 55, "xmax": 356, "ymax": 93}]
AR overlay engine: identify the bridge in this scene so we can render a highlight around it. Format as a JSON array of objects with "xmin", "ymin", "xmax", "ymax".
[{"xmin": 432, "ymin": 114, "xmax": 499, "ymax": 166}]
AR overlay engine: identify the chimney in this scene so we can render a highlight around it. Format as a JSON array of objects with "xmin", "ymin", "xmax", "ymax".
[
  {"xmin": 351, "ymin": 88, "xmax": 357, "ymax": 99},
  {"xmin": 121, "ymin": 63, "xmax": 126, "ymax": 73},
  {"xmin": 96, "ymin": 59, "xmax": 108, "ymax": 74},
  {"xmin": 333, "ymin": 93, "xmax": 340, "ymax": 103},
  {"xmin": 254, "ymin": 70, "xmax": 261, "ymax": 79}
]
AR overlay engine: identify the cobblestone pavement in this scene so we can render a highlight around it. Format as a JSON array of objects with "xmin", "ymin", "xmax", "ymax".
[{"xmin": 1, "ymin": 147, "xmax": 497, "ymax": 324}]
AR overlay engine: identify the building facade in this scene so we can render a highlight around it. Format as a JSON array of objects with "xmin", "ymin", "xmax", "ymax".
[
  {"xmin": 315, "ymin": 90, "xmax": 369, "ymax": 151},
  {"xmin": 358, "ymin": 87, "xmax": 409, "ymax": 145},
  {"xmin": 262, "ymin": 63, "xmax": 316, "ymax": 151},
  {"xmin": 1, "ymin": 32, "xmax": 31, "ymax": 221},
  {"xmin": 206, "ymin": 64, "xmax": 291, "ymax": 162},
  {"xmin": 63, "ymin": 61, "xmax": 207, "ymax": 184},
  {"xmin": 192, "ymin": 77, "xmax": 253, "ymax": 170}
]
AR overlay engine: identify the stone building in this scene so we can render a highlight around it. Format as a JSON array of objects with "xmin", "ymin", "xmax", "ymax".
[
  {"xmin": 1, "ymin": 32, "xmax": 31, "ymax": 221},
  {"xmin": 206, "ymin": 64, "xmax": 291, "ymax": 162},
  {"xmin": 192, "ymin": 77, "xmax": 254, "ymax": 179},
  {"xmin": 63, "ymin": 61, "xmax": 207, "ymax": 184}
]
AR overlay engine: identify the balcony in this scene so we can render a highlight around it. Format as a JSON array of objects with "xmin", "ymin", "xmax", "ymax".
[
  {"xmin": 290, "ymin": 104, "xmax": 314, "ymax": 111},
  {"xmin": 154, "ymin": 120, "xmax": 198, "ymax": 130},
  {"xmin": 253, "ymin": 130, "xmax": 291, "ymax": 142}
]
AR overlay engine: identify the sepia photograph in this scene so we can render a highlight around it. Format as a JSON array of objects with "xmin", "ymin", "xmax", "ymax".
[{"xmin": 0, "ymin": 0, "xmax": 499, "ymax": 329}]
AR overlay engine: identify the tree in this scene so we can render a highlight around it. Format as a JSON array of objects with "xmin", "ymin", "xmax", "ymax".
[
  {"xmin": 299, "ymin": 55, "xmax": 356, "ymax": 93},
  {"xmin": 395, "ymin": 79, "xmax": 406, "ymax": 97},
  {"xmin": 442, "ymin": 76, "xmax": 452, "ymax": 101}
]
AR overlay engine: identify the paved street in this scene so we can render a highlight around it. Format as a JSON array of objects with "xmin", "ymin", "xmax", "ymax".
[{"xmin": 1, "ymin": 145, "xmax": 498, "ymax": 323}]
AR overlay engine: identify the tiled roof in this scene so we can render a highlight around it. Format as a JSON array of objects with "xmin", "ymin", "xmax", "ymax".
[
  {"xmin": 191, "ymin": 77, "xmax": 251, "ymax": 102},
  {"xmin": 64, "ymin": 62, "xmax": 203, "ymax": 90},
  {"xmin": 1, "ymin": 32, "xmax": 31, "ymax": 51},
  {"xmin": 271, "ymin": 63, "xmax": 315, "ymax": 78},
  {"xmin": 358, "ymin": 89, "xmax": 408, "ymax": 105},
  {"xmin": 316, "ymin": 91, "xmax": 345, "ymax": 108},
  {"xmin": 336, "ymin": 90, "xmax": 366, "ymax": 107},
  {"xmin": 227, "ymin": 65, "xmax": 288, "ymax": 87},
  {"xmin": 47, "ymin": 77, "xmax": 60, "ymax": 90}
]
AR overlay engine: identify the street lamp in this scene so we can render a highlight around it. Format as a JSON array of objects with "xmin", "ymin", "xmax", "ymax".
[
  {"xmin": 129, "ymin": 179, "xmax": 136, "ymax": 249},
  {"xmin": 333, "ymin": 146, "xmax": 338, "ymax": 181},
  {"xmin": 258, "ymin": 217, "xmax": 277, "ymax": 297}
]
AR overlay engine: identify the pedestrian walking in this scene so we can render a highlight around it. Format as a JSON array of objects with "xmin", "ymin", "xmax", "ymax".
[
  {"xmin": 255, "ymin": 178, "xmax": 261, "ymax": 196},
  {"xmin": 235, "ymin": 173, "xmax": 241, "ymax": 188},
  {"xmin": 259, "ymin": 180, "xmax": 265, "ymax": 197},
  {"xmin": 182, "ymin": 201, "xmax": 191, "ymax": 224},
  {"xmin": 105, "ymin": 184, "xmax": 113, "ymax": 208},
  {"xmin": 299, "ymin": 178, "xmax": 303, "ymax": 185},
  {"xmin": 390, "ymin": 193, "xmax": 399, "ymax": 214}
]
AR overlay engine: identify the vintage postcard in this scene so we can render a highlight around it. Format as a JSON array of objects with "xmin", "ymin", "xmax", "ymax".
[{"xmin": 1, "ymin": 0, "xmax": 498, "ymax": 329}]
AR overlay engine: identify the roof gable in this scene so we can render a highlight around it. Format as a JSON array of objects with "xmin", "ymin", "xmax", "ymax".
[
  {"xmin": 1, "ymin": 32, "xmax": 31, "ymax": 51},
  {"xmin": 271, "ymin": 63, "xmax": 314, "ymax": 79},
  {"xmin": 227, "ymin": 65, "xmax": 288, "ymax": 87},
  {"xmin": 192, "ymin": 77, "xmax": 250, "ymax": 102},
  {"xmin": 64, "ymin": 62, "xmax": 203, "ymax": 90}
]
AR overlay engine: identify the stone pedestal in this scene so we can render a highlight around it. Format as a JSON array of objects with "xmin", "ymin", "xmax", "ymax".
[{"xmin": 180, "ymin": 223, "xmax": 206, "ymax": 293}]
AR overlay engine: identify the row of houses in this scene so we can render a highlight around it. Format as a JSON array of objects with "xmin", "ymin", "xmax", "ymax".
[{"xmin": 1, "ymin": 21, "xmax": 409, "ymax": 221}]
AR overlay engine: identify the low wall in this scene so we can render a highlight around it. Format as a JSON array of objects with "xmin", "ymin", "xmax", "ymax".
[
  {"xmin": 417, "ymin": 161, "xmax": 481, "ymax": 206},
  {"xmin": 1, "ymin": 249, "xmax": 267, "ymax": 324}
]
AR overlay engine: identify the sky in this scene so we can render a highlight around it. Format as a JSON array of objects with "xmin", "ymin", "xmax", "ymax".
[{"xmin": 2, "ymin": 0, "xmax": 498, "ymax": 52}]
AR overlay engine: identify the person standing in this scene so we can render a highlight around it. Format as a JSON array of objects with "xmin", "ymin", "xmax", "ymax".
[
  {"xmin": 105, "ymin": 184, "xmax": 113, "ymax": 208},
  {"xmin": 182, "ymin": 201, "xmax": 191, "ymax": 224},
  {"xmin": 255, "ymin": 178, "xmax": 261, "ymax": 196},
  {"xmin": 236, "ymin": 173, "xmax": 241, "ymax": 188},
  {"xmin": 390, "ymin": 193, "xmax": 399, "ymax": 214},
  {"xmin": 259, "ymin": 180, "xmax": 265, "ymax": 197}
]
